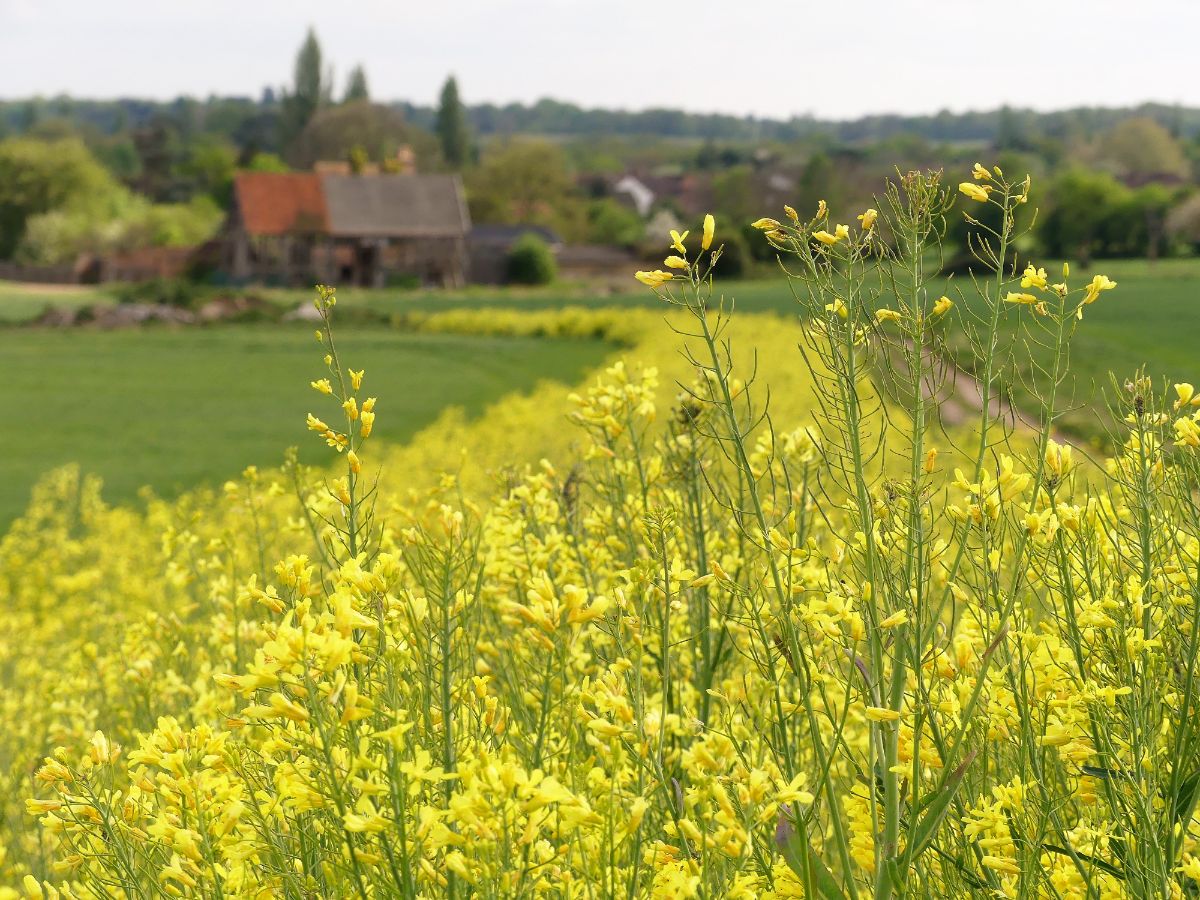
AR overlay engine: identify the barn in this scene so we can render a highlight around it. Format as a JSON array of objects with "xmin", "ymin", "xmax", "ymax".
[{"xmin": 221, "ymin": 171, "xmax": 470, "ymax": 287}]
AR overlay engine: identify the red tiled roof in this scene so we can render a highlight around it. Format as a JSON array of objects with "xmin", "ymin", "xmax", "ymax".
[{"xmin": 233, "ymin": 172, "xmax": 329, "ymax": 236}]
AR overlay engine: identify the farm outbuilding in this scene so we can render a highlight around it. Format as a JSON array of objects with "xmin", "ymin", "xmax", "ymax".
[
  {"xmin": 222, "ymin": 171, "xmax": 470, "ymax": 288},
  {"xmin": 467, "ymin": 223, "xmax": 563, "ymax": 284}
]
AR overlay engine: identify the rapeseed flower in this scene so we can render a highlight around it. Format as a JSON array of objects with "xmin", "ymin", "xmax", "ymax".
[
  {"xmin": 1082, "ymin": 273, "xmax": 1117, "ymax": 304},
  {"xmin": 959, "ymin": 182, "xmax": 990, "ymax": 202},
  {"xmin": 635, "ymin": 270, "xmax": 674, "ymax": 288},
  {"xmin": 813, "ymin": 224, "xmax": 850, "ymax": 245},
  {"xmin": 9, "ymin": 169, "xmax": 1196, "ymax": 900}
]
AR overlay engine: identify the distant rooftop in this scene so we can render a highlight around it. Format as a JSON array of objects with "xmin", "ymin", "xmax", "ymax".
[
  {"xmin": 233, "ymin": 172, "xmax": 328, "ymax": 236},
  {"xmin": 232, "ymin": 171, "xmax": 468, "ymax": 239},
  {"xmin": 321, "ymin": 174, "xmax": 468, "ymax": 238}
]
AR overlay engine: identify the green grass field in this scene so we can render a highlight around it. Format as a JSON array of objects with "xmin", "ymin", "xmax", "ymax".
[
  {"xmin": 0, "ymin": 280, "xmax": 115, "ymax": 323},
  {"xmin": 386, "ymin": 259, "xmax": 1192, "ymax": 443},
  {"xmin": 0, "ymin": 325, "xmax": 612, "ymax": 525},
  {"xmin": 320, "ymin": 259, "xmax": 1196, "ymax": 441},
  {"xmin": 267, "ymin": 260, "xmax": 1200, "ymax": 389},
  {"xmin": 1, "ymin": 257, "xmax": 1195, "ymax": 525},
  {"xmin": 938, "ymin": 260, "xmax": 1200, "ymax": 439}
]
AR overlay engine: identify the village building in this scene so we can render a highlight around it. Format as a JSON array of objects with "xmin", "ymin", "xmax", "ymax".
[
  {"xmin": 613, "ymin": 172, "xmax": 716, "ymax": 219},
  {"xmin": 222, "ymin": 171, "xmax": 470, "ymax": 287},
  {"xmin": 611, "ymin": 175, "xmax": 656, "ymax": 217},
  {"xmin": 467, "ymin": 223, "xmax": 562, "ymax": 284}
]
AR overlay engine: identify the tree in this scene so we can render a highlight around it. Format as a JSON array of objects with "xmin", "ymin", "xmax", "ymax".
[
  {"xmin": 585, "ymin": 198, "xmax": 642, "ymax": 247},
  {"xmin": 0, "ymin": 136, "xmax": 223, "ymax": 265},
  {"xmin": 343, "ymin": 66, "xmax": 370, "ymax": 104},
  {"xmin": 1166, "ymin": 193, "xmax": 1200, "ymax": 252},
  {"xmin": 132, "ymin": 118, "xmax": 182, "ymax": 201},
  {"xmin": 465, "ymin": 141, "xmax": 575, "ymax": 228},
  {"xmin": 710, "ymin": 165, "xmax": 759, "ymax": 226},
  {"xmin": 1105, "ymin": 183, "xmax": 1175, "ymax": 260},
  {"xmin": 436, "ymin": 76, "xmax": 471, "ymax": 169},
  {"xmin": 91, "ymin": 135, "xmax": 142, "ymax": 182},
  {"xmin": 1038, "ymin": 169, "xmax": 1128, "ymax": 264},
  {"xmin": 1101, "ymin": 117, "xmax": 1190, "ymax": 182},
  {"xmin": 287, "ymin": 102, "xmax": 436, "ymax": 170},
  {"xmin": 19, "ymin": 194, "xmax": 222, "ymax": 266},
  {"xmin": 176, "ymin": 137, "xmax": 238, "ymax": 204},
  {"xmin": 795, "ymin": 153, "xmax": 843, "ymax": 219},
  {"xmin": 0, "ymin": 137, "xmax": 118, "ymax": 258},
  {"xmin": 281, "ymin": 28, "xmax": 328, "ymax": 149},
  {"xmin": 996, "ymin": 104, "xmax": 1034, "ymax": 152},
  {"xmin": 245, "ymin": 152, "xmax": 290, "ymax": 174}
]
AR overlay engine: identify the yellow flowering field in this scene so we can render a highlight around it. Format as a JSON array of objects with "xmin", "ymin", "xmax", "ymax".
[{"xmin": 6, "ymin": 167, "xmax": 1200, "ymax": 899}]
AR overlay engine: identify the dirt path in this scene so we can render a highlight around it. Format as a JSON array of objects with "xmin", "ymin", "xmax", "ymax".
[{"xmin": 895, "ymin": 338, "xmax": 1026, "ymax": 434}]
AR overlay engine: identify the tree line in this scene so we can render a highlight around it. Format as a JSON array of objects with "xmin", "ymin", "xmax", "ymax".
[
  {"xmin": 6, "ymin": 92, "xmax": 1200, "ymax": 149},
  {"xmin": 3, "ymin": 28, "xmax": 1200, "ymax": 270}
]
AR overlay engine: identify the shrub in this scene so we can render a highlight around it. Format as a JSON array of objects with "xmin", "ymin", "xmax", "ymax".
[
  {"xmin": 505, "ymin": 232, "xmax": 557, "ymax": 284},
  {"xmin": 0, "ymin": 137, "xmax": 118, "ymax": 259},
  {"xmin": 112, "ymin": 276, "xmax": 202, "ymax": 308},
  {"xmin": 586, "ymin": 197, "xmax": 643, "ymax": 247},
  {"xmin": 385, "ymin": 272, "xmax": 421, "ymax": 290},
  {"xmin": 5, "ymin": 139, "xmax": 222, "ymax": 266}
]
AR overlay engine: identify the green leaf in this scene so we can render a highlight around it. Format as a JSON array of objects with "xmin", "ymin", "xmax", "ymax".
[
  {"xmin": 777, "ymin": 812, "xmax": 848, "ymax": 900},
  {"xmin": 1080, "ymin": 765, "xmax": 1133, "ymax": 780},
  {"xmin": 905, "ymin": 751, "xmax": 976, "ymax": 859},
  {"xmin": 1042, "ymin": 843, "xmax": 1125, "ymax": 881},
  {"xmin": 1172, "ymin": 770, "xmax": 1200, "ymax": 827}
]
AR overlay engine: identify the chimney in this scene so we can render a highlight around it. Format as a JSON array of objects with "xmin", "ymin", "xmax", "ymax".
[{"xmin": 394, "ymin": 145, "xmax": 416, "ymax": 174}]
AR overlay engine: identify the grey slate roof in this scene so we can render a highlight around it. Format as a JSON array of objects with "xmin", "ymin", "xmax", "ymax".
[{"xmin": 320, "ymin": 174, "xmax": 469, "ymax": 238}]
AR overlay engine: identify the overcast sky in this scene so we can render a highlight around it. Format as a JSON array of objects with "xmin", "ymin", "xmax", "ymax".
[{"xmin": 2, "ymin": 0, "xmax": 1197, "ymax": 119}]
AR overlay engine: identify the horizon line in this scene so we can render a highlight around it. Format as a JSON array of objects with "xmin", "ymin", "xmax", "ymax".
[{"xmin": 0, "ymin": 92, "xmax": 1195, "ymax": 128}]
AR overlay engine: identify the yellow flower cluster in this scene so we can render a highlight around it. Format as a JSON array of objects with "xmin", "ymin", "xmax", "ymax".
[{"xmin": 5, "ymin": 168, "xmax": 1200, "ymax": 900}]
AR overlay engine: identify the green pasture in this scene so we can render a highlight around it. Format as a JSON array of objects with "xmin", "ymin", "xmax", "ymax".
[
  {"xmin": 0, "ymin": 325, "xmax": 612, "ymax": 526},
  {"xmin": 397, "ymin": 259, "xmax": 1195, "ymax": 442},
  {"xmin": 0, "ymin": 280, "xmax": 114, "ymax": 323},
  {"xmin": 1, "ymin": 256, "xmax": 1196, "ymax": 526},
  {"xmin": 938, "ymin": 259, "xmax": 1200, "ymax": 439},
  {"xmin": 259, "ymin": 263, "xmax": 1199, "ymax": 430}
]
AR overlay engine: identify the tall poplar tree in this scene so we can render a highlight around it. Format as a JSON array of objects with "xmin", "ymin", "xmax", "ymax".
[
  {"xmin": 281, "ymin": 28, "xmax": 327, "ymax": 148},
  {"xmin": 436, "ymin": 76, "xmax": 470, "ymax": 169},
  {"xmin": 343, "ymin": 66, "xmax": 370, "ymax": 103}
]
